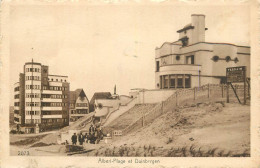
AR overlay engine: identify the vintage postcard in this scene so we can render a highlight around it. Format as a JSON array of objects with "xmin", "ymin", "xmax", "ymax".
[{"xmin": 0, "ymin": 0, "xmax": 259, "ymax": 167}]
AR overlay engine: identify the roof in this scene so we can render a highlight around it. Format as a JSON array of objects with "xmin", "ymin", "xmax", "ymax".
[
  {"xmin": 177, "ymin": 24, "xmax": 194, "ymax": 33},
  {"xmin": 25, "ymin": 62, "xmax": 41, "ymax": 66},
  {"xmin": 69, "ymin": 89, "xmax": 88, "ymax": 103},
  {"xmin": 49, "ymin": 74, "xmax": 68, "ymax": 78},
  {"xmin": 89, "ymin": 92, "xmax": 112, "ymax": 105}
]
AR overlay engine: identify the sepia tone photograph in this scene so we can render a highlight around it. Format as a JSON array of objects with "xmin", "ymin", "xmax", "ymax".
[
  {"xmin": 8, "ymin": 3, "xmax": 251, "ymax": 157},
  {"xmin": 1, "ymin": 0, "xmax": 259, "ymax": 167}
]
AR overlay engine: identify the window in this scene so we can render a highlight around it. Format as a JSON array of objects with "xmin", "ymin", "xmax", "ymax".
[
  {"xmin": 180, "ymin": 37, "xmax": 189, "ymax": 47},
  {"xmin": 156, "ymin": 61, "xmax": 160, "ymax": 72},
  {"xmin": 234, "ymin": 57, "xmax": 239, "ymax": 63},
  {"xmin": 177, "ymin": 75, "xmax": 183, "ymax": 88},
  {"xmin": 186, "ymin": 55, "xmax": 194, "ymax": 64},
  {"xmin": 176, "ymin": 55, "xmax": 180, "ymax": 61},
  {"xmin": 220, "ymin": 77, "xmax": 227, "ymax": 84},
  {"xmin": 225, "ymin": 56, "xmax": 231, "ymax": 62},
  {"xmin": 14, "ymin": 117, "xmax": 20, "ymax": 122},
  {"xmin": 185, "ymin": 75, "xmax": 191, "ymax": 88},
  {"xmin": 26, "ymin": 119, "xmax": 31, "ymax": 124},
  {"xmin": 14, "ymin": 87, "xmax": 20, "ymax": 91},
  {"xmin": 170, "ymin": 75, "xmax": 175, "ymax": 88},
  {"xmin": 164, "ymin": 76, "xmax": 169, "ymax": 88},
  {"xmin": 212, "ymin": 56, "xmax": 219, "ymax": 62}
]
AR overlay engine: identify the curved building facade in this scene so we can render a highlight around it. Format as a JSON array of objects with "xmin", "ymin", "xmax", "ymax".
[
  {"xmin": 155, "ymin": 14, "xmax": 250, "ymax": 89},
  {"xmin": 14, "ymin": 60, "xmax": 70, "ymax": 133}
]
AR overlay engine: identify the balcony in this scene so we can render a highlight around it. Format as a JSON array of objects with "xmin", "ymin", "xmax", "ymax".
[
  {"xmin": 42, "ymin": 115, "xmax": 62, "ymax": 119},
  {"xmin": 159, "ymin": 64, "xmax": 201, "ymax": 75},
  {"xmin": 41, "ymin": 107, "xmax": 62, "ymax": 111},
  {"xmin": 70, "ymin": 113, "xmax": 89, "ymax": 117},
  {"xmin": 41, "ymin": 98, "xmax": 62, "ymax": 103},
  {"xmin": 42, "ymin": 90, "xmax": 62, "ymax": 94},
  {"xmin": 14, "ymin": 113, "xmax": 20, "ymax": 118}
]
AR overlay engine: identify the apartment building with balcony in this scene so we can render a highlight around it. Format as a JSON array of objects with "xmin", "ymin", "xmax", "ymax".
[
  {"xmin": 69, "ymin": 89, "xmax": 90, "ymax": 124},
  {"xmin": 13, "ymin": 60, "xmax": 70, "ymax": 133},
  {"xmin": 155, "ymin": 14, "xmax": 250, "ymax": 89}
]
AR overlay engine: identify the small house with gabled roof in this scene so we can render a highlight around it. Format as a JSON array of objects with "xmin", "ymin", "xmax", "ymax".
[{"xmin": 69, "ymin": 89, "xmax": 90, "ymax": 124}]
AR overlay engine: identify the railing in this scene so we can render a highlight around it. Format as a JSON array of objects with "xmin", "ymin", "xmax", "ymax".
[
  {"xmin": 122, "ymin": 83, "xmax": 250, "ymax": 134},
  {"xmin": 101, "ymin": 97, "xmax": 137, "ymax": 126}
]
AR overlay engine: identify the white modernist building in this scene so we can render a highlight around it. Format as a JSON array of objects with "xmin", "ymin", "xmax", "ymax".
[
  {"xmin": 155, "ymin": 14, "xmax": 250, "ymax": 89},
  {"xmin": 14, "ymin": 60, "xmax": 70, "ymax": 133}
]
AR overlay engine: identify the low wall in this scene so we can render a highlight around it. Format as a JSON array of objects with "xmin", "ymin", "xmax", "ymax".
[
  {"xmin": 103, "ymin": 98, "xmax": 138, "ymax": 126},
  {"xmin": 132, "ymin": 89, "xmax": 176, "ymax": 104},
  {"xmin": 123, "ymin": 84, "xmax": 250, "ymax": 135}
]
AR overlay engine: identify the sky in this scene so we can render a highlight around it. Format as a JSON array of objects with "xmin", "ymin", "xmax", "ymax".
[{"xmin": 9, "ymin": 4, "xmax": 250, "ymax": 103}]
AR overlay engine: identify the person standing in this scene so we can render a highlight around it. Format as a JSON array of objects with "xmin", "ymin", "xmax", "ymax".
[
  {"xmin": 89, "ymin": 124, "xmax": 95, "ymax": 135},
  {"xmin": 71, "ymin": 133, "xmax": 77, "ymax": 145},
  {"xmin": 96, "ymin": 127, "xmax": 104, "ymax": 144},
  {"xmin": 85, "ymin": 133, "xmax": 89, "ymax": 143},
  {"xmin": 78, "ymin": 132, "xmax": 84, "ymax": 145}
]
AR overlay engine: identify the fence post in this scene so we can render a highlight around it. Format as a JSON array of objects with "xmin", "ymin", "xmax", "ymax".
[
  {"xmin": 221, "ymin": 84, "xmax": 224, "ymax": 98},
  {"xmin": 194, "ymin": 87, "xmax": 196, "ymax": 100},
  {"xmin": 227, "ymin": 84, "xmax": 229, "ymax": 103},
  {"xmin": 208, "ymin": 83, "xmax": 210, "ymax": 98},
  {"xmin": 176, "ymin": 92, "xmax": 178, "ymax": 106}
]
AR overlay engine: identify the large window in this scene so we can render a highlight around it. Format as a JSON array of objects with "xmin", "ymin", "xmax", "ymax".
[
  {"xmin": 161, "ymin": 74, "xmax": 191, "ymax": 89},
  {"xmin": 170, "ymin": 75, "xmax": 175, "ymax": 88},
  {"xmin": 164, "ymin": 76, "xmax": 169, "ymax": 88},
  {"xmin": 177, "ymin": 75, "xmax": 183, "ymax": 88}
]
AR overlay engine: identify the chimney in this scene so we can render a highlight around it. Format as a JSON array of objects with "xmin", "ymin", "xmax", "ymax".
[{"xmin": 191, "ymin": 14, "xmax": 206, "ymax": 44}]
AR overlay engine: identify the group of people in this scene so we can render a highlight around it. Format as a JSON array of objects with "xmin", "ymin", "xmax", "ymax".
[{"xmin": 71, "ymin": 123, "xmax": 104, "ymax": 145}]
